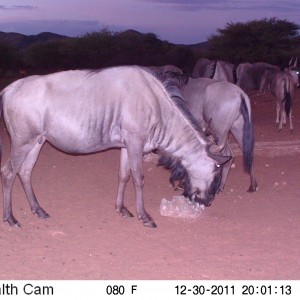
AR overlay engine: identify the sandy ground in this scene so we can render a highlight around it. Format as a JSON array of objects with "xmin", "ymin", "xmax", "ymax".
[{"xmin": 0, "ymin": 89, "xmax": 299, "ymax": 280}]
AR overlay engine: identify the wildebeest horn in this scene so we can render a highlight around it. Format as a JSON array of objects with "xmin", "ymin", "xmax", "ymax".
[
  {"xmin": 294, "ymin": 57, "xmax": 298, "ymax": 67},
  {"xmin": 209, "ymin": 134, "xmax": 227, "ymax": 153},
  {"xmin": 213, "ymin": 154, "xmax": 232, "ymax": 166},
  {"xmin": 289, "ymin": 57, "xmax": 298, "ymax": 68}
]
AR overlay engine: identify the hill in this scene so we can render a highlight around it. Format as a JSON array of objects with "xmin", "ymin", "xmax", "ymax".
[
  {"xmin": 0, "ymin": 29, "xmax": 209, "ymax": 53},
  {"xmin": 0, "ymin": 31, "xmax": 69, "ymax": 49}
]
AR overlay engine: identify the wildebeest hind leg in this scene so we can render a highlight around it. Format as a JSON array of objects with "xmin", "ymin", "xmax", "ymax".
[
  {"xmin": 275, "ymin": 103, "xmax": 280, "ymax": 128},
  {"xmin": 247, "ymin": 166, "xmax": 258, "ymax": 192},
  {"xmin": 1, "ymin": 142, "xmax": 43, "ymax": 226},
  {"xmin": 219, "ymin": 143, "xmax": 233, "ymax": 192},
  {"xmin": 2, "ymin": 158, "xmax": 20, "ymax": 226},
  {"xmin": 288, "ymin": 110, "xmax": 294, "ymax": 133},
  {"xmin": 115, "ymin": 148, "xmax": 134, "ymax": 218},
  {"xmin": 18, "ymin": 141, "xmax": 50, "ymax": 220}
]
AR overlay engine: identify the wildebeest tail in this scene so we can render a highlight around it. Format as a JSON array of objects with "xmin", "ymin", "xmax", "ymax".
[
  {"xmin": 283, "ymin": 80, "xmax": 292, "ymax": 116},
  {"xmin": 232, "ymin": 65, "xmax": 237, "ymax": 84},
  {"xmin": 240, "ymin": 95, "xmax": 254, "ymax": 173}
]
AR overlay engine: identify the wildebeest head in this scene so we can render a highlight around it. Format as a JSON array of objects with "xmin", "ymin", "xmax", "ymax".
[
  {"xmin": 158, "ymin": 149, "xmax": 231, "ymax": 207},
  {"xmin": 287, "ymin": 57, "xmax": 300, "ymax": 87}
]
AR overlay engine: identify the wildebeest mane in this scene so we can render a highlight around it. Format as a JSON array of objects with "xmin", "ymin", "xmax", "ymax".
[
  {"xmin": 165, "ymin": 78, "xmax": 207, "ymax": 136},
  {"xmin": 145, "ymin": 67, "xmax": 205, "ymax": 137},
  {"xmin": 232, "ymin": 65, "xmax": 238, "ymax": 84},
  {"xmin": 157, "ymin": 154, "xmax": 192, "ymax": 197},
  {"xmin": 208, "ymin": 60, "xmax": 217, "ymax": 79},
  {"xmin": 158, "ymin": 152, "xmax": 223, "ymax": 204}
]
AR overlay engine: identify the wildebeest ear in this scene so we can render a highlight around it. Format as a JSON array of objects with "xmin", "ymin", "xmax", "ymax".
[{"xmin": 213, "ymin": 155, "xmax": 232, "ymax": 167}]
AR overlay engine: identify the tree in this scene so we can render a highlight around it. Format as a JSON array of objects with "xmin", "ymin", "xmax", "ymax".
[
  {"xmin": 208, "ymin": 18, "xmax": 300, "ymax": 65},
  {"xmin": 20, "ymin": 28, "xmax": 196, "ymax": 72},
  {"xmin": 0, "ymin": 43, "xmax": 19, "ymax": 75},
  {"xmin": 24, "ymin": 40, "xmax": 65, "ymax": 71}
]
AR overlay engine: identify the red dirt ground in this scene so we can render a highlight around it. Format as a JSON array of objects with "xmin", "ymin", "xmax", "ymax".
[{"xmin": 0, "ymin": 90, "xmax": 299, "ymax": 280}]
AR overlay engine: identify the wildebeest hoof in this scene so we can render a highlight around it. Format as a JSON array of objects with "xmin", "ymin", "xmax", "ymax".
[
  {"xmin": 138, "ymin": 213, "xmax": 156, "ymax": 228},
  {"xmin": 4, "ymin": 215, "xmax": 21, "ymax": 227},
  {"xmin": 143, "ymin": 220, "xmax": 157, "ymax": 228},
  {"xmin": 290, "ymin": 129, "xmax": 294, "ymax": 134},
  {"xmin": 247, "ymin": 185, "xmax": 258, "ymax": 193},
  {"xmin": 116, "ymin": 207, "xmax": 134, "ymax": 218},
  {"xmin": 33, "ymin": 207, "xmax": 50, "ymax": 219}
]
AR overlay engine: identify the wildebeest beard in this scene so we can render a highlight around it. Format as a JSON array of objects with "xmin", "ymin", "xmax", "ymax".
[{"xmin": 158, "ymin": 154, "xmax": 222, "ymax": 206}]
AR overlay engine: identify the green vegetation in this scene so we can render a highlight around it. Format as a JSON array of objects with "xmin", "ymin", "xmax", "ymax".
[
  {"xmin": 0, "ymin": 18, "xmax": 299, "ymax": 77},
  {"xmin": 208, "ymin": 18, "xmax": 300, "ymax": 65},
  {"xmin": 0, "ymin": 28, "xmax": 196, "ymax": 76}
]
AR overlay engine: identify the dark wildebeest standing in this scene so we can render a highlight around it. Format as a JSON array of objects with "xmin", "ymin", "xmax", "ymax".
[
  {"xmin": 181, "ymin": 77, "xmax": 257, "ymax": 193},
  {"xmin": 192, "ymin": 58, "xmax": 236, "ymax": 83},
  {"xmin": 237, "ymin": 59, "xmax": 299, "ymax": 132},
  {"xmin": 236, "ymin": 62, "xmax": 280, "ymax": 93},
  {"xmin": 0, "ymin": 66, "xmax": 230, "ymax": 228}
]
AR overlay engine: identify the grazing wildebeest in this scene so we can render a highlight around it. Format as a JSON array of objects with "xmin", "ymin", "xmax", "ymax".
[
  {"xmin": 236, "ymin": 63, "xmax": 254, "ymax": 91},
  {"xmin": 192, "ymin": 58, "xmax": 236, "ymax": 83},
  {"xmin": 236, "ymin": 62, "xmax": 280, "ymax": 93},
  {"xmin": 191, "ymin": 58, "xmax": 212, "ymax": 78},
  {"xmin": 0, "ymin": 66, "xmax": 230, "ymax": 228},
  {"xmin": 181, "ymin": 77, "xmax": 258, "ymax": 193}
]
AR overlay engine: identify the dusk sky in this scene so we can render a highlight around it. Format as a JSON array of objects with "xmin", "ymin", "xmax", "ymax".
[{"xmin": 0, "ymin": 0, "xmax": 299, "ymax": 44}]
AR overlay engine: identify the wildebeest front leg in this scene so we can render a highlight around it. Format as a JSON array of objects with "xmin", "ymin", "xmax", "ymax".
[
  {"xmin": 115, "ymin": 148, "xmax": 134, "ymax": 218},
  {"xmin": 126, "ymin": 138, "xmax": 156, "ymax": 228}
]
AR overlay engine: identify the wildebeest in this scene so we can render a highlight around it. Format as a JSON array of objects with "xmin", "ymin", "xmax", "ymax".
[
  {"xmin": 260, "ymin": 66, "xmax": 299, "ymax": 132},
  {"xmin": 287, "ymin": 57, "xmax": 300, "ymax": 87},
  {"xmin": 236, "ymin": 62, "xmax": 280, "ymax": 93},
  {"xmin": 148, "ymin": 64, "xmax": 183, "ymax": 77},
  {"xmin": 237, "ymin": 59, "xmax": 299, "ymax": 93},
  {"xmin": 0, "ymin": 66, "xmax": 230, "ymax": 228},
  {"xmin": 237, "ymin": 59, "xmax": 299, "ymax": 132},
  {"xmin": 181, "ymin": 77, "xmax": 258, "ymax": 193},
  {"xmin": 192, "ymin": 58, "xmax": 236, "ymax": 83},
  {"xmin": 191, "ymin": 58, "xmax": 212, "ymax": 78}
]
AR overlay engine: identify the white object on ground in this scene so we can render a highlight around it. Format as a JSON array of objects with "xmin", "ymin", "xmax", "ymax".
[{"xmin": 160, "ymin": 195, "xmax": 205, "ymax": 219}]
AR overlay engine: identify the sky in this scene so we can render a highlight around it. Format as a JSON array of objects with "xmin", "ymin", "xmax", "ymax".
[{"xmin": 0, "ymin": 0, "xmax": 299, "ymax": 44}]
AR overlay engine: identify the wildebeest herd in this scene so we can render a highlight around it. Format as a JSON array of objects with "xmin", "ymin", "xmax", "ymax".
[{"xmin": 0, "ymin": 57, "xmax": 299, "ymax": 228}]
